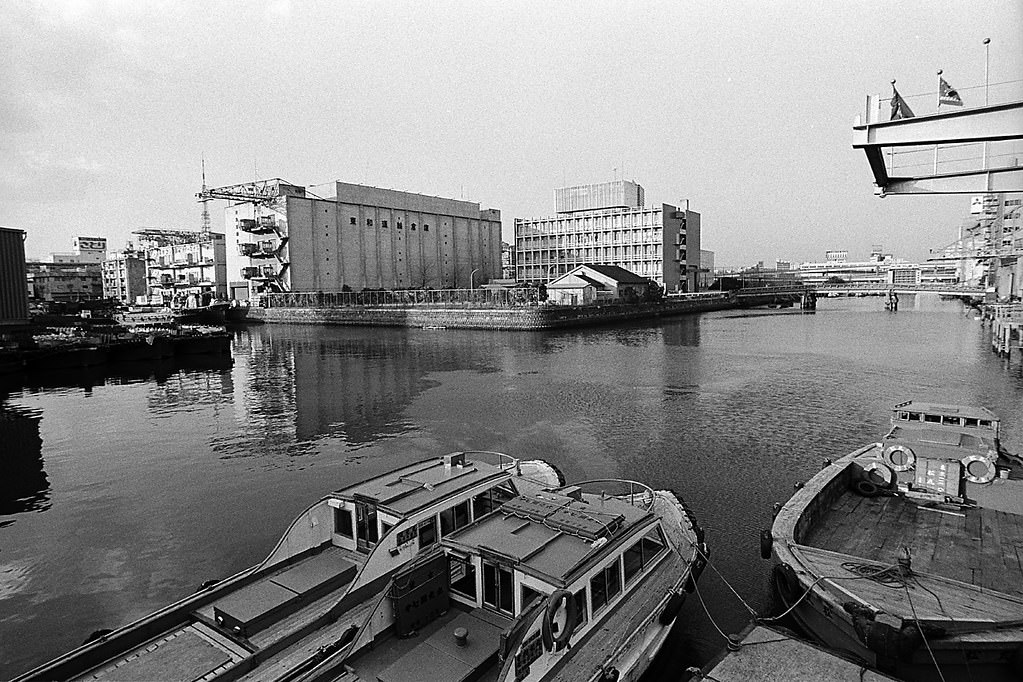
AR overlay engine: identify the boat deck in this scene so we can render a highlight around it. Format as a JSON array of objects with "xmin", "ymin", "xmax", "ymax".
[
  {"xmin": 700, "ymin": 625, "xmax": 897, "ymax": 681},
  {"xmin": 803, "ymin": 490, "xmax": 1023, "ymax": 596}
]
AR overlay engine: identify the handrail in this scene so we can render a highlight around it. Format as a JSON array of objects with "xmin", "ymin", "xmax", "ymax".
[{"xmin": 563, "ymin": 479, "xmax": 658, "ymax": 511}]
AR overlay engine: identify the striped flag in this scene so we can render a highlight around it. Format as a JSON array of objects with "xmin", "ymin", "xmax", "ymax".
[{"xmin": 939, "ymin": 76, "xmax": 963, "ymax": 106}]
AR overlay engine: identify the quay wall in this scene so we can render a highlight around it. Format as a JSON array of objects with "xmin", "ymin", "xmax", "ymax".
[{"xmin": 246, "ymin": 297, "xmax": 738, "ymax": 330}]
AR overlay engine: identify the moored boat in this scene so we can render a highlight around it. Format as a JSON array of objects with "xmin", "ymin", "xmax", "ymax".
[
  {"xmin": 14, "ymin": 452, "xmax": 705, "ymax": 682},
  {"xmin": 767, "ymin": 401, "xmax": 1023, "ymax": 681}
]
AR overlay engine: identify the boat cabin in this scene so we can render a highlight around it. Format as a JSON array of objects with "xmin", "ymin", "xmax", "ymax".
[{"xmin": 891, "ymin": 400, "xmax": 999, "ymax": 439}]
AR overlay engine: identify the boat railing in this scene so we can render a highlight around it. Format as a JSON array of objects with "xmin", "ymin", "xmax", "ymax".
[
  {"xmin": 464, "ymin": 450, "xmax": 520, "ymax": 470},
  {"xmin": 566, "ymin": 479, "xmax": 658, "ymax": 511}
]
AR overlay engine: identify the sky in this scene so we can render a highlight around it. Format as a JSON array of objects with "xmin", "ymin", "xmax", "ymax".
[{"xmin": 2, "ymin": 0, "xmax": 1021, "ymax": 267}]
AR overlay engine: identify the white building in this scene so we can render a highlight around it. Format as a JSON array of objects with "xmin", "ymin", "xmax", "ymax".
[{"xmin": 514, "ymin": 180, "xmax": 702, "ymax": 292}]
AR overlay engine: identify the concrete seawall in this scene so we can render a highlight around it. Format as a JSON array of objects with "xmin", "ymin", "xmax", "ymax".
[{"xmin": 245, "ymin": 296, "xmax": 738, "ymax": 330}]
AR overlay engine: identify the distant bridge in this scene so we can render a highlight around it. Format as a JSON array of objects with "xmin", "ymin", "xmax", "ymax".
[{"xmin": 815, "ymin": 282, "xmax": 985, "ymax": 296}]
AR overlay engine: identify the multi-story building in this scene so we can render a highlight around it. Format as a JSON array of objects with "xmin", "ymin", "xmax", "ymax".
[
  {"xmin": 513, "ymin": 180, "xmax": 702, "ymax": 292},
  {"xmin": 795, "ymin": 250, "xmax": 893, "ymax": 285},
  {"xmin": 25, "ymin": 235, "xmax": 107, "ymax": 302},
  {"xmin": 134, "ymin": 229, "xmax": 227, "ymax": 306},
  {"xmin": 0, "ymin": 227, "xmax": 30, "ymax": 326},
  {"xmin": 101, "ymin": 248, "xmax": 148, "ymax": 304},
  {"xmin": 220, "ymin": 180, "xmax": 502, "ymax": 299}
]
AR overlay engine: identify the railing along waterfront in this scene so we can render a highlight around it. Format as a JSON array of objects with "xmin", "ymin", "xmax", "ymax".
[{"xmin": 262, "ymin": 288, "xmax": 542, "ymax": 308}]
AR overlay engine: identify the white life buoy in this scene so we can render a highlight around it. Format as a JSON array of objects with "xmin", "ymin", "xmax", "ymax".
[
  {"xmin": 882, "ymin": 444, "xmax": 916, "ymax": 472},
  {"xmin": 862, "ymin": 461, "xmax": 898, "ymax": 489},
  {"xmin": 961, "ymin": 454, "xmax": 996, "ymax": 484}
]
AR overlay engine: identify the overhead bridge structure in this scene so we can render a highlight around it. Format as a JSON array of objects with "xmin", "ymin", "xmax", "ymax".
[
  {"xmin": 816, "ymin": 282, "xmax": 985, "ymax": 297},
  {"xmin": 852, "ymin": 98, "xmax": 1023, "ymax": 196}
]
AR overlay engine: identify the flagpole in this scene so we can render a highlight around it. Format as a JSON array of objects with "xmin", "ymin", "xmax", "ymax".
[
  {"xmin": 934, "ymin": 70, "xmax": 942, "ymax": 174},
  {"xmin": 983, "ymin": 38, "xmax": 990, "ymax": 169},
  {"xmin": 889, "ymin": 80, "xmax": 896, "ymax": 174}
]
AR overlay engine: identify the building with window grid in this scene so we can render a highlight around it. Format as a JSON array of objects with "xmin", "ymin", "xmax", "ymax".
[{"xmin": 513, "ymin": 180, "xmax": 702, "ymax": 292}]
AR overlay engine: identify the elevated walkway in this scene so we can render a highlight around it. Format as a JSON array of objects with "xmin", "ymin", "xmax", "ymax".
[{"xmin": 852, "ymin": 98, "xmax": 1023, "ymax": 196}]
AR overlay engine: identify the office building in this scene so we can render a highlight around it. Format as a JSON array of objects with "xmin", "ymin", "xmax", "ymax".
[
  {"xmin": 102, "ymin": 249, "xmax": 148, "ymax": 304},
  {"xmin": 222, "ymin": 180, "xmax": 502, "ymax": 299},
  {"xmin": 513, "ymin": 180, "xmax": 702, "ymax": 292},
  {"xmin": 134, "ymin": 229, "xmax": 228, "ymax": 306}
]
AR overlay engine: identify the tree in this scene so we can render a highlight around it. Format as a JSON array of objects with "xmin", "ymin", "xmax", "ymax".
[{"xmin": 641, "ymin": 281, "xmax": 664, "ymax": 302}]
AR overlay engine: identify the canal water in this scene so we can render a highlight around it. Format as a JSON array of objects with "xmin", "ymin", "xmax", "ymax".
[{"xmin": 1, "ymin": 296, "xmax": 1021, "ymax": 679}]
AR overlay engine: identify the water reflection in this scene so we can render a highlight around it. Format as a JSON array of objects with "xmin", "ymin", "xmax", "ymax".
[{"xmin": 0, "ymin": 405, "xmax": 48, "ymax": 519}]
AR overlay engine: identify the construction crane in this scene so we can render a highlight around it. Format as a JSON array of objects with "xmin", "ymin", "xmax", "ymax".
[
  {"xmin": 196, "ymin": 178, "xmax": 297, "ymax": 206},
  {"xmin": 928, "ymin": 203, "xmax": 1023, "ymax": 262}
]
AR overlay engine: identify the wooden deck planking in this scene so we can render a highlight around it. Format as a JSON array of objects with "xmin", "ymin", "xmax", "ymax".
[
  {"xmin": 804, "ymin": 491, "xmax": 1023, "ymax": 596},
  {"xmin": 794, "ymin": 545, "xmax": 1023, "ymax": 627}
]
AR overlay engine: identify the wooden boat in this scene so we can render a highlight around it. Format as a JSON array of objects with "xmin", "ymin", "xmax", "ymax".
[
  {"xmin": 14, "ymin": 452, "xmax": 706, "ymax": 682},
  {"xmin": 767, "ymin": 401, "xmax": 1023, "ymax": 682}
]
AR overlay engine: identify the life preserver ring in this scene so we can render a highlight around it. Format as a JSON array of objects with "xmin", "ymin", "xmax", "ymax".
[
  {"xmin": 961, "ymin": 454, "xmax": 996, "ymax": 484},
  {"xmin": 862, "ymin": 461, "xmax": 898, "ymax": 490},
  {"xmin": 852, "ymin": 478, "xmax": 881, "ymax": 497},
  {"xmin": 882, "ymin": 445, "xmax": 915, "ymax": 472},
  {"xmin": 541, "ymin": 589, "xmax": 578, "ymax": 651}
]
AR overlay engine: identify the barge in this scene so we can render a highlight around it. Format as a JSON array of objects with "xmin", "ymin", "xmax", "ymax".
[
  {"xmin": 768, "ymin": 401, "xmax": 1023, "ymax": 681},
  {"xmin": 15, "ymin": 451, "xmax": 706, "ymax": 682}
]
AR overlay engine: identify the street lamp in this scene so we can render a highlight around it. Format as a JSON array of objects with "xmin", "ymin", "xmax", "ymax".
[{"xmin": 469, "ymin": 268, "xmax": 479, "ymax": 290}]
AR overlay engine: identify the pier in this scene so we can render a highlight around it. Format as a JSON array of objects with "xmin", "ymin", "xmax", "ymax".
[{"xmin": 987, "ymin": 303, "xmax": 1023, "ymax": 365}]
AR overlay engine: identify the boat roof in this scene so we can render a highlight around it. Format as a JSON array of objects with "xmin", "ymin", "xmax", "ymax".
[
  {"xmin": 892, "ymin": 401, "xmax": 998, "ymax": 422},
  {"xmin": 885, "ymin": 425, "xmax": 996, "ymax": 454},
  {"xmin": 331, "ymin": 455, "xmax": 508, "ymax": 517},
  {"xmin": 442, "ymin": 489, "xmax": 652, "ymax": 586}
]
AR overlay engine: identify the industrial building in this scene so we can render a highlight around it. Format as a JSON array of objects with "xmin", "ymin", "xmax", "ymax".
[
  {"xmin": 513, "ymin": 180, "xmax": 702, "ymax": 292},
  {"xmin": 134, "ymin": 229, "xmax": 228, "ymax": 306},
  {"xmin": 210, "ymin": 179, "xmax": 502, "ymax": 300},
  {"xmin": 25, "ymin": 235, "xmax": 107, "ymax": 302},
  {"xmin": 101, "ymin": 249, "xmax": 148, "ymax": 304},
  {"xmin": 0, "ymin": 227, "xmax": 30, "ymax": 326}
]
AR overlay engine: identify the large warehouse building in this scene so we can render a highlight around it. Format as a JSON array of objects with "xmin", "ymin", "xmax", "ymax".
[
  {"xmin": 218, "ymin": 180, "xmax": 502, "ymax": 299},
  {"xmin": 514, "ymin": 180, "xmax": 702, "ymax": 292}
]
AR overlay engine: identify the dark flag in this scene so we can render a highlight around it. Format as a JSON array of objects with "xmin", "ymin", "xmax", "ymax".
[
  {"xmin": 890, "ymin": 84, "xmax": 915, "ymax": 120},
  {"xmin": 939, "ymin": 76, "xmax": 963, "ymax": 106}
]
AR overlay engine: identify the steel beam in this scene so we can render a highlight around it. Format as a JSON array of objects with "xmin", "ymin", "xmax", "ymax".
[
  {"xmin": 853, "ymin": 100, "xmax": 1023, "ymax": 148},
  {"xmin": 881, "ymin": 166, "xmax": 1023, "ymax": 195}
]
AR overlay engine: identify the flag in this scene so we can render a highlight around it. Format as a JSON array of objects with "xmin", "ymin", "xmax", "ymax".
[
  {"xmin": 890, "ymin": 85, "xmax": 915, "ymax": 120},
  {"xmin": 939, "ymin": 76, "xmax": 963, "ymax": 106}
]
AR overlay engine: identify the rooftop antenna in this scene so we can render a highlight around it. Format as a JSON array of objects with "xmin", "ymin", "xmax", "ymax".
[{"xmin": 200, "ymin": 155, "xmax": 211, "ymax": 236}]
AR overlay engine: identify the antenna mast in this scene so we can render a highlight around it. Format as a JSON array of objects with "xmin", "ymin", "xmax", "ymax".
[{"xmin": 200, "ymin": 155, "xmax": 211, "ymax": 236}]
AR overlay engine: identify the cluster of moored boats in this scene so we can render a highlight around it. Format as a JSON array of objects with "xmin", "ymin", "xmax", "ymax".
[{"xmin": 12, "ymin": 401, "xmax": 1022, "ymax": 681}]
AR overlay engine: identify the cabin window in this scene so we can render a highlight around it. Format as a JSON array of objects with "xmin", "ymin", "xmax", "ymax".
[
  {"xmin": 334, "ymin": 507, "xmax": 354, "ymax": 538},
  {"xmin": 450, "ymin": 556, "xmax": 477, "ymax": 600},
  {"xmin": 418, "ymin": 516, "xmax": 438, "ymax": 548},
  {"xmin": 380, "ymin": 520, "xmax": 393, "ymax": 537},
  {"xmin": 898, "ymin": 412, "xmax": 909, "ymax": 421},
  {"xmin": 440, "ymin": 501, "xmax": 471, "ymax": 537},
  {"xmin": 942, "ymin": 416, "xmax": 960, "ymax": 426},
  {"xmin": 521, "ymin": 585, "xmax": 542, "ymax": 612},
  {"xmin": 624, "ymin": 528, "xmax": 666, "ymax": 585},
  {"xmin": 980, "ymin": 420, "xmax": 992, "ymax": 428},
  {"xmin": 473, "ymin": 483, "xmax": 517, "ymax": 519},
  {"xmin": 483, "ymin": 562, "xmax": 514, "ymax": 615},
  {"xmin": 909, "ymin": 412, "xmax": 921, "ymax": 421},
  {"xmin": 590, "ymin": 558, "xmax": 622, "ymax": 613},
  {"xmin": 573, "ymin": 588, "xmax": 588, "ymax": 627},
  {"xmin": 964, "ymin": 418, "xmax": 979, "ymax": 428},
  {"xmin": 924, "ymin": 414, "xmax": 941, "ymax": 423},
  {"xmin": 355, "ymin": 501, "xmax": 378, "ymax": 551}
]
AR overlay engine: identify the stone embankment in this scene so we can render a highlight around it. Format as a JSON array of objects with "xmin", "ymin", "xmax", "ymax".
[{"xmin": 245, "ymin": 295, "xmax": 742, "ymax": 330}]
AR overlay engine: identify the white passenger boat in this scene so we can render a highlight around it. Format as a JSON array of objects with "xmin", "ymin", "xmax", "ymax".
[
  {"xmin": 16, "ymin": 451, "xmax": 706, "ymax": 682},
  {"xmin": 767, "ymin": 402, "xmax": 1023, "ymax": 682}
]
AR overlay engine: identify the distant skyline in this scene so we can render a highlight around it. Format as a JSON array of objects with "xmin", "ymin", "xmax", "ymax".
[{"xmin": 2, "ymin": 1, "xmax": 1021, "ymax": 268}]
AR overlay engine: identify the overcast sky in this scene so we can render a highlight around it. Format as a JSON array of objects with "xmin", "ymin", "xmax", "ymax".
[{"xmin": 2, "ymin": 0, "xmax": 1021, "ymax": 266}]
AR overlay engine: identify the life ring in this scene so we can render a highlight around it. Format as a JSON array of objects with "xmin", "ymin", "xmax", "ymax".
[
  {"xmin": 541, "ymin": 589, "xmax": 578, "ymax": 651},
  {"xmin": 862, "ymin": 461, "xmax": 898, "ymax": 490},
  {"xmin": 961, "ymin": 454, "xmax": 996, "ymax": 484},
  {"xmin": 882, "ymin": 445, "xmax": 916, "ymax": 472},
  {"xmin": 852, "ymin": 479, "xmax": 881, "ymax": 497}
]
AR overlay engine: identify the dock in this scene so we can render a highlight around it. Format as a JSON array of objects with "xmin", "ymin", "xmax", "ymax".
[
  {"xmin": 692, "ymin": 625, "xmax": 897, "ymax": 682},
  {"xmin": 987, "ymin": 303, "xmax": 1022, "ymax": 365}
]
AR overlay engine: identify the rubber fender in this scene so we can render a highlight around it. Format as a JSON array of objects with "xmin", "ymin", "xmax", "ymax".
[
  {"xmin": 760, "ymin": 529, "xmax": 773, "ymax": 560},
  {"xmin": 851, "ymin": 478, "xmax": 881, "ymax": 497},
  {"xmin": 659, "ymin": 591, "xmax": 686, "ymax": 625}
]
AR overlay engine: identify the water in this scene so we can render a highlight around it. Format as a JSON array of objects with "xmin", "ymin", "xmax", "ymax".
[{"xmin": 1, "ymin": 296, "xmax": 1021, "ymax": 679}]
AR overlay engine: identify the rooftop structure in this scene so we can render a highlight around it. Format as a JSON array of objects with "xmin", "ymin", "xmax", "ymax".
[{"xmin": 554, "ymin": 180, "xmax": 644, "ymax": 214}]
